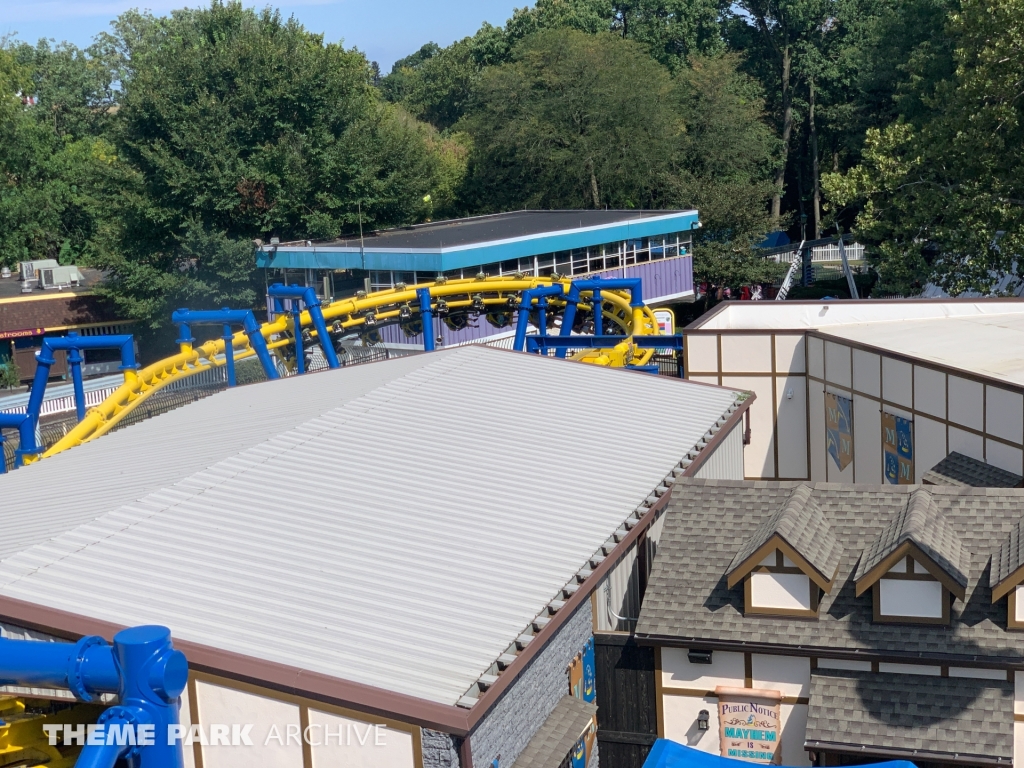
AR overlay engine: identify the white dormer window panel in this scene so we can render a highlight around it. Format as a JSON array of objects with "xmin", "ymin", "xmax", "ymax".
[
  {"xmin": 750, "ymin": 573, "xmax": 813, "ymax": 611},
  {"xmin": 1011, "ymin": 585, "xmax": 1024, "ymax": 628},
  {"xmin": 878, "ymin": 578, "xmax": 943, "ymax": 619}
]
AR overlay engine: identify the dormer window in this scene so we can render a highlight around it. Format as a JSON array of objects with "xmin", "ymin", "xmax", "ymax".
[
  {"xmin": 726, "ymin": 485, "xmax": 842, "ymax": 619},
  {"xmin": 989, "ymin": 514, "xmax": 1024, "ymax": 629},
  {"xmin": 854, "ymin": 489, "xmax": 969, "ymax": 626}
]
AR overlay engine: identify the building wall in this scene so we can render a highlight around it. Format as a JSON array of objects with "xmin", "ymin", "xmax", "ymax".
[
  {"xmin": 684, "ymin": 325, "xmax": 1024, "ymax": 482},
  {"xmin": 684, "ymin": 331, "xmax": 806, "ymax": 480},
  {"xmin": 470, "ymin": 601, "xmax": 595, "ymax": 768},
  {"xmin": 657, "ymin": 647, "xmax": 1019, "ymax": 765},
  {"xmin": 694, "ymin": 423, "xmax": 745, "ymax": 480},
  {"xmin": 806, "ymin": 334, "xmax": 1024, "ymax": 482}
]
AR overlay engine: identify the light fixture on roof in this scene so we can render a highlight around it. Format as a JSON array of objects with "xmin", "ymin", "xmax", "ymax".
[{"xmin": 697, "ymin": 710, "xmax": 710, "ymax": 731}]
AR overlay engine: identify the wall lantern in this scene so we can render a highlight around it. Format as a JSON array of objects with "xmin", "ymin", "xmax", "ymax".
[
  {"xmin": 687, "ymin": 648, "xmax": 713, "ymax": 664},
  {"xmin": 697, "ymin": 710, "xmax": 710, "ymax": 731}
]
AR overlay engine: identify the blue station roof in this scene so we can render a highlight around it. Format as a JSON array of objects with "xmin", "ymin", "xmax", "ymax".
[
  {"xmin": 643, "ymin": 740, "xmax": 916, "ymax": 768},
  {"xmin": 256, "ymin": 209, "xmax": 700, "ymax": 272}
]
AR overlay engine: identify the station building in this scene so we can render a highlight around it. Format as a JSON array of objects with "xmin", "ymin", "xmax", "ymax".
[
  {"xmin": 633, "ymin": 477, "xmax": 1024, "ymax": 768},
  {"xmin": 257, "ymin": 210, "xmax": 699, "ymax": 345},
  {"xmin": 682, "ymin": 300, "xmax": 1024, "ymax": 484},
  {"xmin": 0, "ymin": 345, "xmax": 750, "ymax": 768}
]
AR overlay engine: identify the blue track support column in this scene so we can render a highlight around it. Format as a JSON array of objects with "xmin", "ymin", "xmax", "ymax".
[
  {"xmin": 292, "ymin": 305, "xmax": 304, "ymax": 374},
  {"xmin": 266, "ymin": 284, "xmax": 341, "ymax": 370},
  {"xmin": 222, "ymin": 322, "xmax": 236, "ymax": 387},
  {"xmin": 67, "ymin": 333, "xmax": 86, "ymax": 422},
  {"xmin": 592, "ymin": 287, "xmax": 603, "ymax": 336},
  {"xmin": 513, "ymin": 285, "xmax": 564, "ymax": 352},
  {"xmin": 171, "ymin": 309, "xmax": 280, "ymax": 381},
  {"xmin": 417, "ymin": 289, "xmax": 436, "ymax": 351}
]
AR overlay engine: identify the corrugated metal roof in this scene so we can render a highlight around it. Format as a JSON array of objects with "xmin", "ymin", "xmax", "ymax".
[{"xmin": 0, "ymin": 346, "xmax": 741, "ymax": 706}]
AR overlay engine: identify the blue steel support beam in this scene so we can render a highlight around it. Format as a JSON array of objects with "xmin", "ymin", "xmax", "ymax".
[
  {"xmin": 67, "ymin": 336, "xmax": 86, "ymax": 422},
  {"xmin": 513, "ymin": 285, "xmax": 565, "ymax": 352},
  {"xmin": 525, "ymin": 335, "xmax": 684, "ymax": 353},
  {"xmin": 556, "ymin": 278, "xmax": 643, "ymax": 358},
  {"xmin": 170, "ymin": 308, "xmax": 279, "ymax": 382},
  {"xmin": 222, "ymin": 323, "xmax": 236, "ymax": 387},
  {"xmin": 417, "ymin": 289, "xmax": 436, "ymax": 351},
  {"xmin": 266, "ymin": 284, "xmax": 341, "ymax": 370},
  {"xmin": 0, "ymin": 626, "xmax": 187, "ymax": 768},
  {"xmin": 0, "ymin": 412, "xmax": 35, "ymax": 474}
]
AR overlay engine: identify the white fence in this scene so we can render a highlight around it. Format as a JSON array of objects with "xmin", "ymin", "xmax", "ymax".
[{"xmin": 769, "ymin": 242, "xmax": 865, "ymax": 263}]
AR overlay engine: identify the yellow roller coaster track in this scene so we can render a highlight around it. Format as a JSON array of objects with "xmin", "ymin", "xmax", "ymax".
[{"xmin": 38, "ymin": 276, "xmax": 660, "ymax": 462}]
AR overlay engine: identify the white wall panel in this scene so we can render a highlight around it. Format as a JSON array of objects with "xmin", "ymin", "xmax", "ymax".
[
  {"xmin": 695, "ymin": 424, "xmax": 745, "ymax": 481},
  {"xmin": 987, "ymin": 386, "xmax": 1024, "ymax": 443},
  {"xmin": 852, "ymin": 350, "xmax": 881, "ymax": 397},
  {"xmin": 662, "ymin": 648, "xmax": 745, "ymax": 690},
  {"xmin": 824, "ymin": 342, "xmax": 852, "ymax": 389},
  {"xmin": 914, "ymin": 416, "xmax": 948, "ymax": 480},
  {"xmin": 775, "ymin": 335, "xmax": 805, "ymax": 374},
  {"xmin": 877, "ymin": 663, "xmax": 942, "ymax": 676},
  {"xmin": 180, "ymin": 685, "xmax": 196, "ymax": 768},
  {"xmin": 882, "ymin": 357, "xmax": 913, "ymax": 408},
  {"xmin": 807, "ymin": 337, "xmax": 824, "ymax": 380},
  {"xmin": 1015, "ymin": 721, "xmax": 1024, "ymax": 768},
  {"xmin": 723, "ymin": 376, "xmax": 774, "ymax": 478},
  {"xmin": 750, "ymin": 573, "xmax": 812, "ymax": 610},
  {"xmin": 914, "ymin": 366, "xmax": 946, "ymax": 419},
  {"xmin": 751, "ymin": 655, "xmax": 810, "ymax": 698},
  {"xmin": 780, "ymin": 704, "xmax": 811, "ymax": 766},
  {"xmin": 721, "ymin": 335, "xmax": 774, "ymax": 373},
  {"xmin": 776, "ymin": 377, "xmax": 808, "ymax": 479},
  {"xmin": 1016, "ymin": 671, "xmax": 1024, "ymax": 714},
  {"xmin": 949, "ymin": 375, "xmax": 984, "ymax": 430},
  {"xmin": 879, "ymin": 580, "xmax": 942, "ymax": 619},
  {"xmin": 195, "ymin": 681, "xmax": 304, "ymax": 768},
  {"xmin": 986, "ymin": 440, "xmax": 1023, "ymax": 476},
  {"xmin": 809, "ymin": 385, "xmax": 826, "ymax": 482},
  {"xmin": 949, "ymin": 426, "xmax": 985, "ymax": 461},
  {"xmin": 689, "ymin": 376, "xmax": 720, "ymax": 386},
  {"xmin": 687, "ymin": 335, "xmax": 719, "ymax": 374},
  {"xmin": 308, "ymin": 709, "xmax": 415, "ymax": 768},
  {"xmin": 662, "ymin": 694, "xmax": 720, "ymax": 753},
  {"xmin": 1017, "ymin": 586, "xmax": 1024, "ymax": 623},
  {"xmin": 852, "ymin": 394, "xmax": 881, "ymax": 484},
  {"xmin": 949, "ymin": 667, "xmax": 1007, "ymax": 680}
]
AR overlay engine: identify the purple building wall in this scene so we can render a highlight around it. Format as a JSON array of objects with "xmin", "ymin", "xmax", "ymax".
[{"xmin": 376, "ymin": 254, "xmax": 692, "ymax": 348}]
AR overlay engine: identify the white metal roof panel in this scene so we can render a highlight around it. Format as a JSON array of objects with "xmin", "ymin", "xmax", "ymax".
[{"xmin": 0, "ymin": 346, "xmax": 741, "ymax": 706}]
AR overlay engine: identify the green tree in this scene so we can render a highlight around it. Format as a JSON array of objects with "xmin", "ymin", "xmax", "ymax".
[
  {"xmin": 458, "ymin": 29, "xmax": 680, "ymax": 210},
  {"xmin": 91, "ymin": 1, "xmax": 451, "ymax": 338},
  {"xmin": 823, "ymin": 0, "xmax": 1024, "ymax": 296}
]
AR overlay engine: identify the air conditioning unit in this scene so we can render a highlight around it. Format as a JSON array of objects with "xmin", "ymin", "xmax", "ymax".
[
  {"xmin": 38, "ymin": 266, "xmax": 84, "ymax": 290},
  {"xmin": 18, "ymin": 259, "xmax": 58, "ymax": 283}
]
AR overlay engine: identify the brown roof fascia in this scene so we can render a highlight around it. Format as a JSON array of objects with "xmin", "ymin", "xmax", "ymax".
[
  {"xmin": 991, "ymin": 560, "xmax": 1024, "ymax": 603},
  {"xmin": 854, "ymin": 541, "xmax": 967, "ymax": 601},
  {"xmin": 680, "ymin": 394, "xmax": 755, "ymax": 478}
]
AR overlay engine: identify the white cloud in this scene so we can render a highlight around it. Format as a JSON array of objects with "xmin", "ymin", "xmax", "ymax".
[{"xmin": 0, "ymin": 0, "xmax": 340, "ymax": 24}]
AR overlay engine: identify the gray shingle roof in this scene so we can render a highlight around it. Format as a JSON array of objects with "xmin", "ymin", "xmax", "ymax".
[
  {"xmin": 991, "ymin": 514, "xmax": 1024, "ymax": 593},
  {"xmin": 852, "ymin": 488, "xmax": 970, "ymax": 592},
  {"xmin": 509, "ymin": 695, "xmax": 596, "ymax": 768},
  {"xmin": 726, "ymin": 484, "xmax": 842, "ymax": 586},
  {"xmin": 923, "ymin": 452, "xmax": 1024, "ymax": 488},
  {"xmin": 636, "ymin": 479, "xmax": 1024, "ymax": 663},
  {"xmin": 806, "ymin": 670, "xmax": 1013, "ymax": 763}
]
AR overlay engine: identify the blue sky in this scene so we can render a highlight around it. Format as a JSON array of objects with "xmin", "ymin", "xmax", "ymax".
[{"xmin": 0, "ymin": 0, "xmax": 527, "ymax": 72}]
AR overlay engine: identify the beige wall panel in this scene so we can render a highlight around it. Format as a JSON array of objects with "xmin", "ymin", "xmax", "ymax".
[
  {"xmin": 986, "ymin": 439, "xmax": 1024, "ymax": 476},
  {"xmin": 914, "ymin": 416, "xmax": 948, "ymax": 481},
  {"xmin": 689, "ymin": 375, "xmax": 720, "ymax": 386},
  {"xmin": 775, "ymin": 335, "xmax": 806, "ymax": 374},
  {"xmin": 780, "ymin": 704, "xmax": 811, "ymax": 767},
  {"xmin": 1016, "ymin": 672, "xmax": 1024, "ymax": 714},
  {"xmin": 721, "ymin": 335, "xmax": 774, "ymax": 373},
  {"xmin": 949, "ymin": 426, "xmax": 984, "ymax": 462},
  {"xmin": 776, "ymin": 377, "xmax": 809, "ymax": 479},
  {"xmin": 948, "ymin": 667, "xmax": 1007, "ymax": 680},
  {"xmin": 852, "ymin": 350, "xmax": 881, "ymax": 397},
  {"xmin": 180, "ymin": 686, "xmax": 196, "ymax": 768},
  {"xmin": 824, "ymin": 342, "xmax": 852, "ymax": 389},
  {"xmin": 751, "ymin": 654, "xmax": 810, "ymax": 698},
  {"xmin": 877, "ymin": 662, "xmax": 942, "ymax": 676},
  {"xmin": 662, "ymin": 694, "xmax": 720, "ymax": 753},
  {"xmin": 662, "ymin": 648, "xmax": 745, "ymax": 690},
  {"xmin": 687, "ymin": 335, "xmax": 720, "ymax": 375},
  {"xmin": 723, "ymin": 376, "xmax": 775, "ymax": 478},
  {"xmin": 914, "ymin": 366, "xmax": 946, "ymax": 419},
  {"xmin": 816, "ymin": 659, "xmax": 871, "ymax": 672},
  {"xmin": 1015, "ymin": 721, "xmax": 1024, "ymax": 768},
  {"xmin": 196, "ymin": 680, "xmax": 304, "ymax": 768},
  {"xmin": 852, "ymin": 394, "xmax": 881, "ymax": 485},
  {"xmin": 308, "ymin": 709, "xmax": 415, "ymax": 768},
  {"xmin": 807, "ymin": 337, "xmax": 824, "ymax": 380},
  {"xmin": 987, "ymin": 386, "xmax": 1024, "ymax": 443},
  {"xmin": 948, "ymin": 375, "xmax": 984, "ymax": 431},
  {"xmin": 809, "ymin": 384, "xmax": 826, "ymax": 482},
  {"xmin": 882, "ymin": 357, "xmax": 913, "ymax": 408}
]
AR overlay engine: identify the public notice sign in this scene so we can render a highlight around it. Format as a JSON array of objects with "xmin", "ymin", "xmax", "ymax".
[
  {"xmin": 825, "ymin": 392, "xmax": 853, "ymax": 470},
  {"xmin": 715, "ymin": 686, "xmax": 782, "ymax": 764},
  {"xmin": 882, "ymin": 411, "xmax": 914, "ymax": 484}
]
